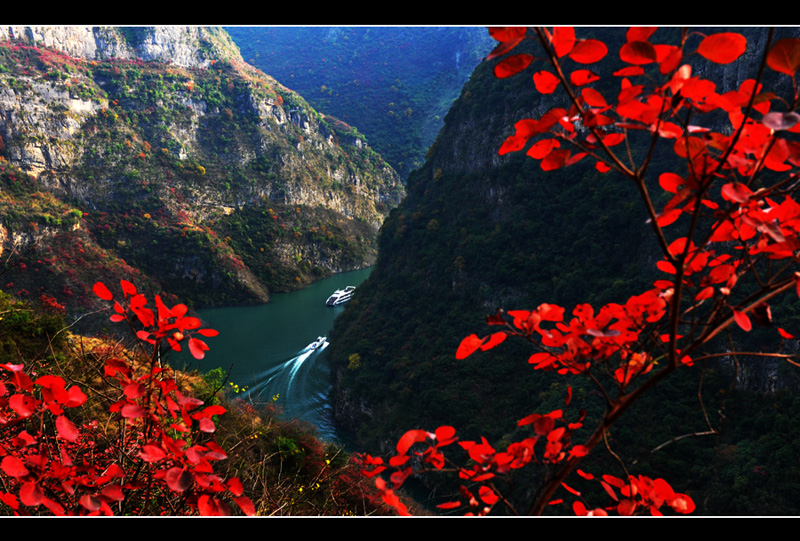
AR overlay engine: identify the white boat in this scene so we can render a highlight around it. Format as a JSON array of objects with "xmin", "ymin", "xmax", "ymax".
[
  {"xmin": 326, "ymin": 285, "xmax": 356, "ymax": 306},
  {"xmin": 309, "ymin": 336, "xmax": 327, "ymax": 350}
]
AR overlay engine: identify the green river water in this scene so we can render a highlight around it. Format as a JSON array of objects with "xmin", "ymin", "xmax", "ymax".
[{"xmin": 180, "ymin": 267, "xmax": 373, "ymax": 444}]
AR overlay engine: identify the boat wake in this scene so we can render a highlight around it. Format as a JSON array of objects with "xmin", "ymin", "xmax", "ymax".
[{"xmin": 243, "ymin": 337, "xmax": 329, "ymax": 409}]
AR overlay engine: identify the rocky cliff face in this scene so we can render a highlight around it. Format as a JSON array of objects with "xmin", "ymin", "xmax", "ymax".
[
  {"xmin": 0, "ymin": 26, "xmax": 241, "ymax": 68},
  {"xmin": 0, "ymin": 27, "xmax": 403, "ymax": 313}
]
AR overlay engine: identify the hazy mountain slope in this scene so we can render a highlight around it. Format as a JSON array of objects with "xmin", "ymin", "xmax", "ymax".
[{"xmin": 225, "ymin": 26, "xmax": 494, "ymax": 180}]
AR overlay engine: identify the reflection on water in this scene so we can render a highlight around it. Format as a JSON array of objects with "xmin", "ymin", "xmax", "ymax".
[{"xmin": 177, "ymin": 268, "xmax": 372, "ymax": 443}]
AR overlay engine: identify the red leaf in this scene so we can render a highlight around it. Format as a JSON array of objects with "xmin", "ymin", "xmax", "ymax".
[
  {"xmin": 779, "ymin": 327, "xmax": 796, "ymax": 339},
  {"xmin": 533, "ymin": 415, "xmax": 555, "ymax": 436},
  {"xmin": 234, "ymin": 495, "xmax": 256, "ymax": 516},
  {"xmin": 456, "ymin": 334, "xmax": 483, "ymax": 359},
  {"xmin": 165, "ymin": 467, "xmax": 194, "ymax": 492},
  {"xmin": 656, "ymin": 208, "xmax": 682, "ymax": 227},
  {"xmin": 551, "ymin": 27, "xmax": 576, "ymax": 57},
  {"xmin": 533, "ymin": 70, "xmax": 559, "ymax": 93},
  {"xmin": 540, "ymin": 148, "xmax": 570, "ymax": 171},
  {"xmin": 569, "ymin": 444, "xmax": 589, "ymax": 458},
  {"xmin": 121, "ymin": 402, "xmax": 146, "ymax": 419},
  {"xmin": 138, "ymin": 444, "xmax": 166, "ymax": 463},
  {"xmin": 658, "ymin": 45, "xmax": 683, "ymax": 74},
  {"xmin": 581, "ymin": 87, "xmax": 607, "ymax": 107},
  {"xmin": 695, "ymin": 286, "xmax": 715, "ymax": 301},
  {"xmin": 767, "ymin": 38, "xmax": 800, "ymax": 76},
  {"xmin": 528, "ymin": 138, "xmax": 560, "ymax": 159},
  {"xmin": 9, "ymin": 394, "xmax": 39, "ymax": 418},
  {"xmin": 479, "ymin": 485, "xmax": 500, "ymax": 505},
  {"xmin": 568, "ymin": 39, "xmax": 608, "ymax": 64},
  {"xmin": 396, "ymin": 429, "xmax": 431, "ymax": 455},
  {"xmin": 619, "ymin": 40, "xmax": 658, "ymax": 65},
  {"xmin": 617, "ymin": 498, "xmax": 637, "ymax": 515},
  {"xmin": 489, "ymin": 27, "xmax": 527, "ymax": 44},
  {"xmin": 697, "ymin": 33, "xmax": 747, "ymax": 64},
  {"xmin": 79, "ymin": 494, "xmax": 103, "ymax": 511},
  {"xmin": 480, "ymin": 332, "xmax": 506, "ymax": 351},
  {"xmin": 487, "ymin": 36, "xmax": 526, "ymax": 61},
  {"xmin": 19, "ymin": 481, "xmax": 44, "ymax": 506},
  {"xmin": 596, "ymin": 161, "xmax": 612, "ymax": 173},
  {"xmin": 0, "ymin": 492, "xmax": 19, "ymax": 510},
  {"xmin": 569, "ymin": 69, "xmax": 599, "ymax": 86},
  {"xmin": 626, "ymin": 27, "xmax": 657, "ymax": 42},
  {"xmin": 1, "ymin": 456, "xmax": 30, "ymax": 478},
  {"xmin": 120, "ymin": 279, "xmax": 137, "ymax": 297},
  {"xmin": 494, "ymin": 54, "xmax": 534, "ymax": 78},
  {"xmin": 101, "ymin": 484, "xmax": 125, "ymax": 502},
  {"xmin": 561, "ymin": 481, "xmax": 581, "ymax": 496},
  {"xmin": 197, "ymin": 495, "xmax": 229, "ymax": 516},
  {"xmin": 434, "ymin": 425, "xmax": 457, "ymax": 446},
  {"xmin": 658, "ymin": 172, "xmax": 685, "ymax": 193},
  {"xmin": 614, "ymin": 66, "xmax": 645, "ymax": 77},
  {"xmin": 196, "ymin": 328, "xmax": 220, "ymax": 337},
  {"xmin": 670, "ymin": 493, "xmax": 696, "ymax": 514},
  {"xmin": 188, "ymin": 337, "xmax": 210, "ymax": 360},
  {"xmin": 198, "ymin": 417, "xmax": 216, "ymax": 433},
  {"xmin": 733, "ymin": 310, "xmax": 752, "ymax": 332},
  {"xmin": 123, "ymin": 383, "xmax": 145, "ymax": 400},
  {"xmin": 721, "ymin": 182, "xmax": 753, "ymax": 203},
  {"xmin": 227, "ymin": 477, "xmax": 244, "ymax": 497},
  {"xmin": 93, "ymin": 282, "xmax": 113, "ymax": 301},
  {"xmin": 55, "ymin": 415, "xmax": 79, "ymax": 441}
]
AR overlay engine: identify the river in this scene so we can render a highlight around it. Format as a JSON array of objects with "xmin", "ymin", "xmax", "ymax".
[{"xmin": 179, "ymin": 267, "xmax": 373, "ymax": 444}]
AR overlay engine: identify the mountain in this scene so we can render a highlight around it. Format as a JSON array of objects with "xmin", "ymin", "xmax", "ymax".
[
  {"xmin": 225, "ymin": 26, "xmax": 495, "ymax": 180},
  {"xmin": 327, "ymin": 30, "xmax": 656, "ymax": 451},
  {"xmin": 0, "ymin": 26, "xmax": 403, "ymax": 316},
  {"xmin": 327, "ymin": 27, "xmax": 800, "ymax": 515}
]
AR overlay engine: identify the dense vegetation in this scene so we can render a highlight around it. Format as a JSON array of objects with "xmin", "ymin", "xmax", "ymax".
[
  {"xmin": 226, "ymin": 27, "xmax": 494, "ymax": 180},
  {"xmin": 0, "ymin": 286, "xmax": 404, "ymax": 515}
]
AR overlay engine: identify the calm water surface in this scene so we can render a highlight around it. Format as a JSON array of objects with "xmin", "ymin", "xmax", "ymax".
[{"xmin": 180, "ymin": 267, "xmax": 373, "ymax": 443}]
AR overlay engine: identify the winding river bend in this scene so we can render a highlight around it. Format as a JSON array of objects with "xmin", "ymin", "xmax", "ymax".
[{"xmin": 181, "ymin": 267, "xmax": 373, "ymax": 444}]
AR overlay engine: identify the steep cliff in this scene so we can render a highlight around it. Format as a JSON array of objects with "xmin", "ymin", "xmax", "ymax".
[
  {"xmin": 328, "ymin": 31, "xmax": 658, "ymax": 451},
  {"xmin": 0, "ymin": 26, "xmax": 403, "ymax": 313}
]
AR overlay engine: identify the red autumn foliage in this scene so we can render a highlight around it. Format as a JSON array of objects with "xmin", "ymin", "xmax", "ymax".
[
  {"xmin": 0, "ymin": 279, "xmax": 253, "ymax": 516},
  {"xmin": 362, "ymin": 27, "xmax": 800, "ymax": 516}
]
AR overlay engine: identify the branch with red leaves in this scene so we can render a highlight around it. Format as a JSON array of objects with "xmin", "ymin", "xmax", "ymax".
[
  {"xmin": 0, "ymin": 280, "xmax": 255, "ymax": 516},
  {"xmin": 362, "ymin": 26, "xmax": 800, "ymax": 516}
]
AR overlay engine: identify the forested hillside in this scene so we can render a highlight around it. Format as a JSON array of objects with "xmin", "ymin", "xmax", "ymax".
[
  {"xmin": 0, "ymin": 27, "xmax": 403, "ymax": 319},
  {"xmin": 226, "ymin": 27, "xmax": 494, "ymax": 180},
  {"xmin": 328, "ymin": 27, "xmax": 800, "ymax": 515}
]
